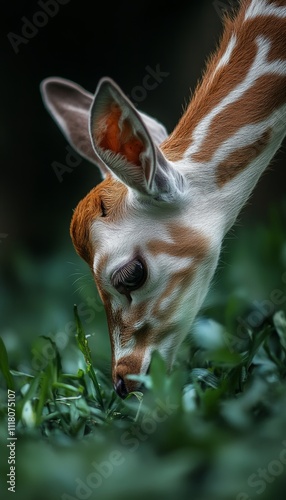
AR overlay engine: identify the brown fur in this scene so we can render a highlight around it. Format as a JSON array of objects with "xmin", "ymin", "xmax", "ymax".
[
  {"xmin": 192, "ymin": 72, "xmax": 285, "ymax": 165},
  {"xmin": 216, "ymin": 128, "xmax": 272, "ymax": 186},
  {"xmin": 271, "ymin": 0, "xmax": 286, "ymax": 6},
  {"xmin": 115, "ymin": 351, "xmax": 146, "ymax": 392},
  {"xmin": 147, "ymin": 223, "xmax": 208, "ymax": 261},
  {"xmin": 70, "ymin": 176, "xmax": 127, "ymax": 268}
]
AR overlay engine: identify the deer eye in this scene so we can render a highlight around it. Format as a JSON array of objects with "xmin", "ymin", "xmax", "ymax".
[{"xmin": 111, "ymin": 259, "xmax": 147, "ymax": 294}]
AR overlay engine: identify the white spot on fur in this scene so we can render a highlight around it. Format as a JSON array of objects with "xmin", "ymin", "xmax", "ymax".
[{"xmin": 140, "ymin": 347, "xmax": 152, "ymax": 375}]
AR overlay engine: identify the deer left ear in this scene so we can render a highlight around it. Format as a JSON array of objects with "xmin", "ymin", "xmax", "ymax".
[{"xmin": 89, "ymin": 77, "xmax": 185, "ymax": 201}]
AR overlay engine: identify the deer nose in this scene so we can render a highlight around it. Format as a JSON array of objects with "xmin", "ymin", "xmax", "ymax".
[{"xmin": 114, "ymin": 376, "xmax": 129, "ymax": 399}]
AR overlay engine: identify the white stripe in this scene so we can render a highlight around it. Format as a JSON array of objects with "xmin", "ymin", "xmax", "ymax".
[
  {"xmin": 214, "ymin": 34, "xmax": 237, "ymax": 75},
  {"xmin": 113, "ymin": 325, "xmax": 136, "ymax": 362},
  {"xmin": 185, "ymin": 36, "xmax": 286, "ymax": 160},
  {"xmin": 208, "ymin": 104, "xmax": 286, "ymax": 172},
  {"xmin": 140, "ymin": 348, "xmax": 152, "ymax": 376},
  {"xmin": 245, "ymin": 0, "xmax": 286, "ymax": 20},
  {"xmin": 158, "ymin": 284, "xmax": 181, "ymax": 313}
]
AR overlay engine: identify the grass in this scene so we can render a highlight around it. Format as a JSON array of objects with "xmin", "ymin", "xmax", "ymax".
[{"xmin": 0, "ymin": 200, "xmax": 286, "ymax": 500}]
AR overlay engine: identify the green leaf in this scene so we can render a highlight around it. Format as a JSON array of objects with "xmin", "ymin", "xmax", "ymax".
[
  {"xmin": 244, "ymin": 325, "xmax": 272, "ymax": 369},
  {"xmin": 10, "ymin": 370, "xmax": 34, "ymax": 379},
  {"xmin": 74, "ymin": 304, "xmax": 105, "ymax": 410},
  {"xmin": 41, "ymin": 335, "xmax": 62, "ymax": 375},
  {"xmin": 205, "ymin": 347, "xmax": 242, "ymax": 367},
  {"xmin": 149, "ymin": 350, "xmax": 167, "ymax": 394},
  {"xmin": 52, "ymin": 382, "xmax": 84, "ymax": 394},
  {"xmin": 36, "ymin": 371, "xmax": 51, "ymax": 425},
  {"xmin": 0, "ymin": 336, "xmax": 14, "ymax": 390},
  {"xmin": 127, "ymin": 391, "xmax": 144, "ymax": 402},
  {"xmin": 273, "ymin": 310, "xmax": 286, "ymax": 350},
  {"xmin": 74, "ymin": 304, "xmax": 93, "ymax": 366},
  {"xmin": 127, "ymin": 373, "xmax": 152, "ymax": 389}
]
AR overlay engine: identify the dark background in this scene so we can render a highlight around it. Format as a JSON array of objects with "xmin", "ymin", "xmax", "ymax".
[{"xmin": 1, "ymin": 0, "xmax": 285, "ymax": 358}]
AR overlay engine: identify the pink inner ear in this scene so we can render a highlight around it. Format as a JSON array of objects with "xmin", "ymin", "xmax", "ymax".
[{"xmin": 98, "ymin": 105, "xmax": 144, "ymax": 166}]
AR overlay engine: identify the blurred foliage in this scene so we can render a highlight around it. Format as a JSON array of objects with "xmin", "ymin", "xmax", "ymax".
[{"xmin": 0, "ymin": 198, "xmax": 286, "ymax": 500}]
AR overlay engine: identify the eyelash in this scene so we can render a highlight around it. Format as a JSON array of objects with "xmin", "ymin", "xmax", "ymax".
[
  {"xmin": 111, "ymin": 259, "xmax": 147, "ymax": 296},
  {"xmin": 113, "ymin": 262, "xmax": 137, "ymax": 287}
]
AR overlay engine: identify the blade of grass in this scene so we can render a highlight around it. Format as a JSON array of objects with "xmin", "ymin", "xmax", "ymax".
[
  {"xmin": 52, "ymin": 382, "xmax": 84, "ymax": 394},
  {"xmin": 245, "ymin": 325, "xmax": 272, "ymax": 370},
  {"xmin": 10, "ymin": 370, "xmax": 34, "ymax": 379},
  {"xmin": 36, "ymin": 371, "xmax": 51, "ymax": 425},
  {"xmin": 74, "ymin": 304, "xmax": 105, "ymax": 410},
  {"xmin": 0, "ymin": 337, "xmax": 15, "ymax": 390}
]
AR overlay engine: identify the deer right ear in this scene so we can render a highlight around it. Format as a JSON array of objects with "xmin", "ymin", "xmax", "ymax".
[
  {"xmin": 40, "ymin": 77, "xmax": 109, "ymax": 178},
  {"xmin": 89, "ymin": 77, "xmax": 186, "ymax": 201}
]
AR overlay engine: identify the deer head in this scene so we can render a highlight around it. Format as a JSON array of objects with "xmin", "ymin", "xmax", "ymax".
[{"xmin": 41, "ymin": 76, "xmax": 222, "ymax": 397}]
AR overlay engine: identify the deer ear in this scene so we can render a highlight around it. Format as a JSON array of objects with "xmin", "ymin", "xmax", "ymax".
[
  {"xmin": 40, "ymin": 77, "xmax": 109, "ymax": 178},
  {"xmin": 89, "ymin": 78, "xmax": 185, "ymax": 200}
]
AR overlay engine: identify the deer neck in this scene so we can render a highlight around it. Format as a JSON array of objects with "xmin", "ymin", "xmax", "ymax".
[{"xmin": 162, "ymin": 0, "xmax": 286, "ymax": 234}]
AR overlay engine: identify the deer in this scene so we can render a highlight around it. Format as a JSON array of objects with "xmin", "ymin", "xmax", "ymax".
[{"xmin": 40, "ymin": 0, "xmax": 286, "ymax": 398}]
